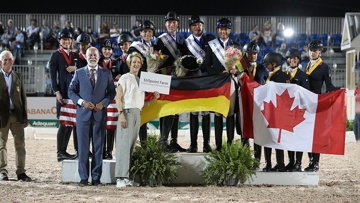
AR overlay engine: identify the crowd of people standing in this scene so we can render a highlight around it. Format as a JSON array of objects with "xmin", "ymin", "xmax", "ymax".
[{"xmin": 0, "ymin": 11, "xmax": 340, "ymax": 187}]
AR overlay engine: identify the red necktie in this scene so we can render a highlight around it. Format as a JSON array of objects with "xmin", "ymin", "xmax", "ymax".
[{"xmin": 90, "ymin": 69, "xmax": 95, "ymax": 88}]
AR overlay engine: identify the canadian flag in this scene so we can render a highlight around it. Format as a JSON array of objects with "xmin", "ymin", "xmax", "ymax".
[{"xmin": 240, "ymin": 74, "xmax": 346, "ymax": 155}]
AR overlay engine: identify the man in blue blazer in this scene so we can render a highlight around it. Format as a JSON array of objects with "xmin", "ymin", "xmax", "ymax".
[{"xmin": 68, "ymin": 47, "xmax": 116, "ymax": 187}]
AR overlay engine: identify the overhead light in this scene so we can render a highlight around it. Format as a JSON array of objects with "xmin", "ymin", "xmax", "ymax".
[{"xmin": 284, "ymin": 28, "xmax": 294, "ymax": 37}]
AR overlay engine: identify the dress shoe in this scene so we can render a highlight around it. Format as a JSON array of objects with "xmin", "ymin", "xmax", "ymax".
[
  {"xmin": 270, "ymin": 163, "xmax": 286, "ymax": 172},
  {"xmin": 262, "ymin": 163, "xmax": 272, "ymax": 172},
  {"xmin": 284, "ymin": 161, "xmax": 294, "ymax": 172},
  {"xmin": 186, "ymin": 145, "xmax": 198, "ymax": 153},
  {"xmin": 0, "ymin": 172, "xmax": 9, "ymax": 181},
  {"xmin": 78, "ymin": 179, "xmax": 88, "ymax": 187},
  {"xmin": 17, "ymin": 173, "xmax": 31, "ymax": 182},
  {"xmin": 92, "ymin": 180, "xmax": 102, "ymax": 186},
  {"xmin": 57, "ymin": 151, "xmax": 76, "ymax": 162},
  {"xmin": 106, "ymin": 152, "xmax": 113, "ymax": 160},
  {"xmin": 304, "ymin": 162, "xmax": 319, "ymax": 172},
  {"xmin": 289, "ymin": 162, "xmax": 302, "ymax": 172},
  {"xmin": 164, "ymin": 145, "xmax": 177, "ymax": 153},
  {"xmin": 73, "ymin": 151, "xmax": 78, "ymax": 159},
  {"xmin": 103, "ymin": 153, "xmax": 108, "ymax": 159},
  {"xmin": 203, "ymin": 144, "xmax": 212, "ymax": 153},
  {"xmin": 170, "ymin": 142, "xmax": 186, "ymax": 152}
]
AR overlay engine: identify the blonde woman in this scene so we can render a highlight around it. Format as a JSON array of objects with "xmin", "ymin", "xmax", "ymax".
[{"xmin": 115, "ymin": 52, "xmax": 160, "ymax": 188}]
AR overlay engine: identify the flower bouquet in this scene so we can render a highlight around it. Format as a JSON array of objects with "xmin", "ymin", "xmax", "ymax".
[
  {"xmin": 224, "ymin": 47, "xmax": 242, "ymax": 71},
  {"xmin": 145, "ymin": 47, "xmax": 168, "ymax": 73}
]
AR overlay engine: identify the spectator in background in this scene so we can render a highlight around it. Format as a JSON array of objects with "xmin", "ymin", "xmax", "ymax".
[
  {"xmin": 64, "ymin": 21, "xmax": 75, "ymax": 37},
  {"xmin": 98, "ymin": 21, "xmax": 110, "ymax": 45},
  {"xmin": 276, "ymin": 42, "xmax": 287, "ymax": 58},
  {"xmin": 274, "ymin": 22, "xmax": 285, "ymax": 41},
  {"xmin": 10, "ymin": 28, "xmax": 24, "ymax": 64},
  {"xmin": 40, "ymin": 20, "xmax": 51, "ymax": 43},
  {"xmin": 7, "ymin": 19, "xmax": 16, "ymax": 38},
  {"xmin": 74, "ymin": 27, "xmax": 83, "ymax": 41},
  {"xmin": 45, "ymin": 73, "xmax": 53, "ymax": 95},
  {"xmin": 110, "ymin": 22, "xmax": 121, "ymax": 38},
  {"xmin": 0, "ymin": 22, "xmax": 4, "ymax": 36},
  {"xmin": 86, "ymin": 27, "xmax": 98, "ymax": 46},
  {"xmin": 130, "ymin": 19, "xmax": 141, "ymax": 39},
  {"xmin": 49, "ymin": 21, "xmax": 61, "ymax": 49},
  {"xmin": 261, "ymin": 21, "xmax": 273, "ymax": 46},
  {"xmin": 249, "ymin": 24, "xmax": 261, "ymax": 42},
  {"xmin": 1, "ymin": 27, "xmax": 13, "ymax": 47},
  {"xmin": 301, "ymin": 44, "xmax": 310, "ymax": 61},
  {"xmin": 26, "ymin": 19, "xmax": 40, "ymax": 49}
]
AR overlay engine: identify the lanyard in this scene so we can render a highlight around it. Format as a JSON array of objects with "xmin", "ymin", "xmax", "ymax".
[
  {"xmin": 306, "ymin": 58, "xmax": 322, "ymax": 75},
  {"xmin": 266, "ymin": 67, "xmax": 280, "ymax": 83},
  {"xmin": 59, "ymin": 47, "xmax": 73, "ymax": 66},
  {"xmin": 102, "ymin": 59, "xmax": 112, "ymax": 70},
  {"xmin": 287, "ymin": 67, "xmax": 298, "ymax": 81},
  {"xmin": 247, "ymin": 63, "xmax": 257, "ymax": 79}
]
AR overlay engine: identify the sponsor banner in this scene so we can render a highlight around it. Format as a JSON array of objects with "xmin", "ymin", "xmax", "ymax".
[
  {"xmin": 29, "ymin": 119, "xmax": 59, "ymax": 127},
  {"xmin": 27, "ymin": 97, "xmax": 57, "ymax": 120}
]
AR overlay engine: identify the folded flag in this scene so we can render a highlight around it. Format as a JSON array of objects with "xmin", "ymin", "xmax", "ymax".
[
  {"xmin": 141, "ymin": 73, "xmax": 231, "ymax": 125},
  {"xmin": 59, "ymin": 99, "xmax": 77, "ymax": 126},
  {"xmin": 240, "ymin": 74, "xmax": 346, "ymax": 155}
]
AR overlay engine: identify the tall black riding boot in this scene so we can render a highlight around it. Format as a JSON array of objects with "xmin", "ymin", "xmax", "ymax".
[
  {"xmin": 285, "ymin": 151, "xmax": 295, "ymax": 171},
  {"xmin": 187, "ymin": 113, "xmax": 198, "ymax": 153},
  {"xmin": 214, "ymin": 114, "xmax": 223, "ymax": 151},
  {"xmin": 305, "ymin": 152, "xmax": 315, "ymax": 171},
  {"xmin": 254, "ymin": 143, "xmax": 262, "ymax": 164},
  {"xmin": 226, "ymin": 114, "xmax": 235, "ymax": 145},
  {"xmin": 202, "ymin": 114, "xmax": 211, "ymax": 153},
  {"xmin": 305, "ymin": 153, "xmax": 320, "ymax": 172},
  {"xmin": 262, "ymin": 147, "xmax": 272, "ymax": 171},
  {"xmin": 271, "ymin": 149, "xmax": 285, "ymax": 172},
  {"xmin": 103, "ymin": 131, "xmax": 108, "ymax": 159},
  {"xmin": 139, "ymin": 123, "xmax": 147, "ymax": 148},
  {"xmin": 106, "ymin": 129, "xmax": 115, "ymax": 159},
  {"xmin": 57, "ymin": 125, "xmax": 75, "ymax": 162},
  {"xmin": 73, "ymin": 126, "xmax": 78, "ymax": 158},
  {"xmin": 159, "ymin": 116, "xmax": 174, "ymax": 152},
  {"xmin": 170, "ymin": 114, "xmax": 186, "ymax": 152},
  {"xmin": 291, "ymin": 152, "xmax": 303, "ymax": 172}
]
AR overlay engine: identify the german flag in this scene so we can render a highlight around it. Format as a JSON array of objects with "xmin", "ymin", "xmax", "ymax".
[
  {"xmin": 141, "ymin": 73, "xmax": 232, "ymax": 125},
  {"xmin": 236, "ymin": 57, "xmax": 249, "ymax": 72}
]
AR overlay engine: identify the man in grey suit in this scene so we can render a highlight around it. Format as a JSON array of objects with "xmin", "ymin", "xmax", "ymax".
[
  {"xmin": 0, "ymin": 50, "xmax": 31, "ymax": 182},
  {"xmin": 68, "ymin": 47, "xmax": 116, "ymax": 187}
]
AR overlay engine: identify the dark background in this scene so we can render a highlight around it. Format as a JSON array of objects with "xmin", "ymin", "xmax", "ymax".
[{"xmin": 4, "ymin": 0, "xmax": 360, "ymax": 17}]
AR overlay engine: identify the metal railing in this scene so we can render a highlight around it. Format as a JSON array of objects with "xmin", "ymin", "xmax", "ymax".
[
  {"xmin": 13, "ymin": 65, "xmax": 45, "ymax": 94},
  {"xmin": 0, "ymin": 14, "xmax": 344, "ymax": 36},
  {"xmin": 321, "ymin": 69, "xmax": 346, "ymax": 93}
]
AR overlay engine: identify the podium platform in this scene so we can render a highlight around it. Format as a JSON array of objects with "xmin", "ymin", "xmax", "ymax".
[{"xmin": 62, "ymin": 153, "xmax": 319, "ymax": 186}]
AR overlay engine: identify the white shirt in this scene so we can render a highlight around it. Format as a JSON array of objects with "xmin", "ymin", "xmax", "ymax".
[
  {"xmin": 118, "ymin": 73, "xmax": 144, "ymax": 110},
  {"xmin": 220, "ymin": 38, "xmax": 229, "ymax": 50},
  {"xmin": 110, "ymin": 28, "xmax": 121, "ymax": 38}
]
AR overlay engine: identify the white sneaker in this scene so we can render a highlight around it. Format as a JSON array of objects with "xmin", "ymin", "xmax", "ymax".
[
  {"xmin": 116, "ymin": 178, "xmax": 126, "ymax": 188},
  {"xmin": 123, "ymin": 178, "xmax": 140, "ymax": 187}
]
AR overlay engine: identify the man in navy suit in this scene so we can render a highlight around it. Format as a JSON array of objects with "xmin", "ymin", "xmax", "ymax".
[{"xmin": 68, "ymin": 47, "xmax": 116, "ymax": 187}]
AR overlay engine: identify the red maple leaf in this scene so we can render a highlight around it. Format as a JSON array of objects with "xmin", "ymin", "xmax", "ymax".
[{"xmin": 261, "ymin": 89, "xmax": 306, "ymax": 143}]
